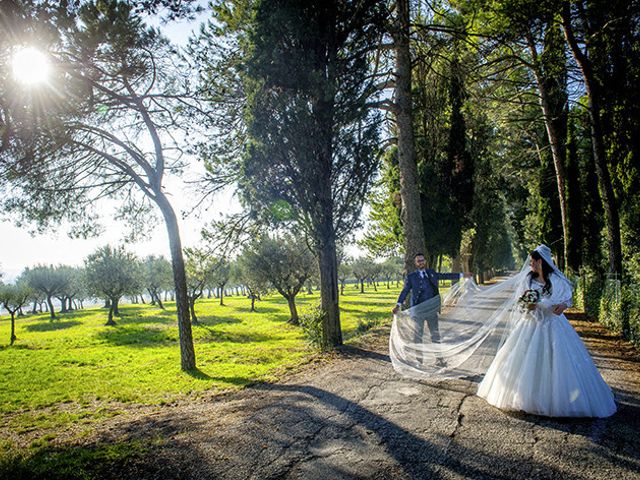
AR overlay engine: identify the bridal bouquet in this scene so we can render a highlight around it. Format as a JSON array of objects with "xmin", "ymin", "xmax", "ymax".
[{"xmin": 518, "ymin": 289, "xmax": 540, "ymax": 311}]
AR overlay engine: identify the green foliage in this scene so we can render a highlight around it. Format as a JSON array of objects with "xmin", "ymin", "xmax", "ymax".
[
  {"xmin": 361, "ymin": 148, "xmax": 404, "ymax": 257},
  {"xmin": 22, "ymin": 265, "xmax": 69, "ymax": 299},
  {"xmin": 0, "ymin": 283, "xmax": 31, "ymax": 311},
  {"xmin": 241, "ymin": 235, "xmax": 315, "ymax": 299},
  {"xmin": 142, "ymin": 255, "xmax": 172, "ymax": 298},
  {"xmin": 84, "ymin": 246, "xmax": 142, "ymax": 303},
  {"xmin": 574, "ymin": 266, "xmax": 605, "ymax": 318},
  {"xmin": 298, "ymin": 304, "xmax": 325, "ymax": 349},
  {"xmin": 184, "ymin": 248, "xmax": 218, "ymax": 298},
  {"xmin": 598, "ymin": 280, "xmax": 640, "ymax": 349}
]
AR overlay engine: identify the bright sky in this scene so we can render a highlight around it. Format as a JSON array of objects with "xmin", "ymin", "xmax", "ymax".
[
  {"xmin": 0, "ymin": 6, "xmax": 367, "ymax": 281},
  {"xmin": 0, "ymin": 6, "xmax": 221, "ymax": 281}
]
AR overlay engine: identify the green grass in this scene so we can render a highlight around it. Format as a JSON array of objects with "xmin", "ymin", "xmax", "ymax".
[
  {"xmin": 0, "ymin": 285, "xmax": 402, "ymax": 431},
  {"xmin": 0, "ymin": 436, "xmax": 155, "ymax": 480},
  {"xmin": 0, "ymin": 284, "xmax": 407, "ymax": 478}
]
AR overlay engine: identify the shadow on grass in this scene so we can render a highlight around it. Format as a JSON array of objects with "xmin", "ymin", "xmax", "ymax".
[
  {"xmin": 195, "ymin": 325, "xmax": 282, "ymax": 344},
  {"xmin": 234, "ymin": 305, "xmax": 283, "ymax": 314},
  {"xmin": 0, "ymin": 344, "xmax": 38, "ymax": 351},
  {"xmin": 340, "ymin": 298, "xmax": 399, "ymax": 308},
  {"xmin": 184, "ymin": 369, "xmax": 252, "ymax": 387},
  {"xmin": 94, "ymin": 326, "xmax": 177, "ymax": 348},
  {"xmin": 24, "ymin": 321, "xmax": 82, "ymax": 332},
  {"xmin": 192, "ymin": 316, "xmax": 242, "ymax": 327},
  {"xmin": 0, "ymin": 440, "xmax": 148, "ymax": 480}
]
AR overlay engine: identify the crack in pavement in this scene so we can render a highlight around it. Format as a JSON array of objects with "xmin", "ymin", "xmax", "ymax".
[{"xmin": 438, "ymin": 392, "xmax": 473, "ymax": 463}]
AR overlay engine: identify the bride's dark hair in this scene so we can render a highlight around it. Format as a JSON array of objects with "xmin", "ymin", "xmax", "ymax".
[{"xmin": 529, "ymin": 250, "xmax": 553, "ymax": 295}]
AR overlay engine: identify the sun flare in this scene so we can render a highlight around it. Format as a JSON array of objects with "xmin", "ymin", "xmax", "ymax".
[{"xmin": 12, "ymin": 47, "xmax": 51, "ymax": 86}]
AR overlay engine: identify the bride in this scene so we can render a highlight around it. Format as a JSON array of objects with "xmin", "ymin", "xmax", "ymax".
[{"xmin": 390, "ymin": 244, "xmax": 616, "ymax": 418}]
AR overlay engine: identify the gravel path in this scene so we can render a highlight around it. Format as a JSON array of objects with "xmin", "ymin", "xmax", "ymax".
[{"xmin": 88, "ymin": 316, "xmax": 640, "ymax": 480}]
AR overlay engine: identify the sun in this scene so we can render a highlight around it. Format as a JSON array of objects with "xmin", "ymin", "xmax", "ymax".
[{"xmin": 11, "ymin": 47, "xmax": 51, "ymax": 86}]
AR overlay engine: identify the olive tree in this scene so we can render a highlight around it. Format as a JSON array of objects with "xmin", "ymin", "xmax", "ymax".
[
  {"xmin": 242, "ymin": 235, "xmax": 316, "ymax": 325},
  {"xmin": 0, "ymin": 283, "xmax": 32, "ymax": 345},
  {"xmin": 85, "ymin": 246, "xmax": 142, "ymax": 326}
]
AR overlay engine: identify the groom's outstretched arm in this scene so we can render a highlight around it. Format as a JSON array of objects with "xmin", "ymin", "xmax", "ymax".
[
  {"xmin": 436, "ymin": 272, "xmax": 463, "ymax": 281},
  {"xmin": 393, "ymin": 275, "xmax": 412, "ymax": 314}
]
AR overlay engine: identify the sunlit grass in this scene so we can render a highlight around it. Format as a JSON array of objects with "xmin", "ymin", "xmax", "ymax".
[
  {"xmin": 0, "ymin": 283, "xmax": 404, "ymax": 432},
  {"xmin": 1, "ymin": 282, "xmax": 454, "ymax": 478}
]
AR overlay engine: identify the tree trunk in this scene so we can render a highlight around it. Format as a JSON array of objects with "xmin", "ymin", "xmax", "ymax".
[
  {"xmin": 57, "ymin": 297, "xmax": 68, "ymax": 313},
  {"xmin": 46, "ymin": 295, "xmax": 55, "ymax": 320},
  {"xmin": 527, "ymin": 29, "xmax": 570, "ymax": 271},
  {"xmin": 318, "ymin": 229, "xmax": 342, "ymax": 349},
  {"xmin": 189, "ymin": 298, "xmax": 198, "ymax": 324},
  {"xmin": 561, "ymin": 3, "xmax": 622, "ymax": 275},
  {"xmin": 10, "ymin": 312, "xmax": 16, "ymax": 345},
  {"xmin": 286, "ymin": 295, "xmax": 299, "ymax": 325},
  {"xmin": 113, "ymin": 297, "xmax": 120, "ymax": 316},
  {"xmin": 393, "ymin": 0, "xmax": 426, "ymax": 274},
  {"xmin": 219, "ymin": 285, "xmax": 225, "ymax": 306},
  {"xmin": 155, "ymin": 293, "xmax": 165, "ymax": 310},
  {"xmin": 155, "ymin": 191, "xmax": 196, "ymax": 370},
  {"xmin": 565, "ymin": 117, "xmax": 583, "ymax": 273},
  {"xmin": 31, "ymin": 300, "xmax": 38, "ymax": 314},
  {"xmin": 103, "ymin": 298, "xmax": 111, "ymax": 309},
  {"xmin": 105, "ymin": 301, "xmax": 117, "ymax": 326},
  {"xmin": 360, "ymin": 279, "xmax": 365, "ymax": 293},
  {"xmin": 250, "ymin": 295, "xmax": 256, "ymax": 312}
]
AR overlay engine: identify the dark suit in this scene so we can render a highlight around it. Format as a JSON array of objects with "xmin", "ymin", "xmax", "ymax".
[{"xmin": 397, "ymin": 269, "xmax": 460, "ymax": 345}]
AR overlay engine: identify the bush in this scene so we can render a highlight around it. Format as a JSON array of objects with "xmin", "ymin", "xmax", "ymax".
[
  {"xmin": 355, "ymin": 317, "xmax": 382, "ymax": 335},
  {"xmin": 298, "ymin": 305, "xmax": 325, "ymax": 350},
  {"xmin": 598, "ymin": 280, "xmax": 640, "ymax": 350},
  {"xmin": 575, "ymin": 267, "xmax": 605, "ymax": 317},
  {"xmin": 599, "ymin": 279, "xmax": 621, "ymax": 331}
]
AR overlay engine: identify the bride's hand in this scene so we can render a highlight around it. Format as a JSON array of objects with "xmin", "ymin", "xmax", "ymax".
[{"xmin": 552, "ymin": 304, "xmax": 567, "ymax": 315}]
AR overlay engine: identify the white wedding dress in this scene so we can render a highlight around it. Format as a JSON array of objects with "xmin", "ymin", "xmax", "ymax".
[
  {"xmin": 476, "ymin": 274, "xmax": 617, "ymax": 418},
  {"xmin": 390, "ymin": 244, "xmax": 617, "ymax": 418}
]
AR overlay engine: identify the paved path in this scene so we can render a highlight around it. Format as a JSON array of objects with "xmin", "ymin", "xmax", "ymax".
[{"xmin": 100, "ymin": 317, "xmax": 640, "ymax": 480}]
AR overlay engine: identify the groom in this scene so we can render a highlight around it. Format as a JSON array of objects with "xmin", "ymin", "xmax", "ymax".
[{"xmin": 392, "ymin": 253, "xmax": 461, "ymax": 354}]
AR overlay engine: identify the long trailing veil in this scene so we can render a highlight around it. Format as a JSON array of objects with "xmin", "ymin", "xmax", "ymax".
[{"xmin": 389, "ymin": 244, "xmax": 573, "ymax": 380}]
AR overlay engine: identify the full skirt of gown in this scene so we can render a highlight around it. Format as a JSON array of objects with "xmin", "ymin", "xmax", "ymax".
[{"xmin": 477, "ymin": 309, "xmax": 617, "ymax": 418}]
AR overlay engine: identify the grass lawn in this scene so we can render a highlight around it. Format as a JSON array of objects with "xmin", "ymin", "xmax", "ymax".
[
  {"xmin": 0, "ymin": 284, "xmax": 402, "ymax": 434},
  {"xmin": 1, "ymin": 283, "xmax": 459, "ymax": 478}
]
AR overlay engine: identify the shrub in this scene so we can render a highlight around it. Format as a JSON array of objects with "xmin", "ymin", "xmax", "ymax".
[
  {"xmin": 355, "ymin": 317, "xmax": 381, "ymax": 335},
  {"xmin": 576, "ymin": 267, "xmax": 605, "ymax": 318},
  {"xmin": 298, "ymin": 305, "xmax": 325, "ymax": 350}
]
